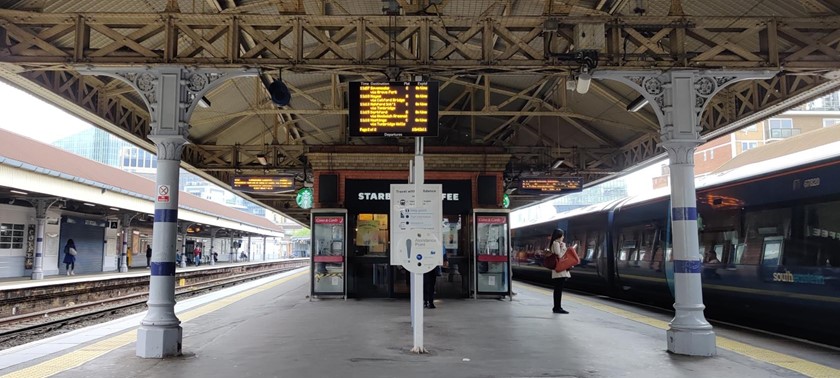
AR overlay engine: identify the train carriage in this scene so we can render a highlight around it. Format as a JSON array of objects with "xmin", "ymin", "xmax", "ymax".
[{"xmin": 512, "ymin": 127, "xmax": 840, "ymax": 346}]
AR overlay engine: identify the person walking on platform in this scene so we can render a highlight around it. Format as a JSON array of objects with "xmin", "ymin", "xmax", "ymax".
[
  {"xmin": 550, "ymin": 229, "xmax": 571, "ymax": 314},
  {"xmin": 63, "ymin": 239, "xmax": 77, "ymax": 276},
  {"xmin": 145, "ymin": 245, "xmax": 152, "ymax": 268}
]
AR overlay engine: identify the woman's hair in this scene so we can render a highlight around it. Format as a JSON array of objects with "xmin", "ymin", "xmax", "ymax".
[
  {"xmin": 66, "ymin": 239, "xmax": 75, "ymax": 247},
  {"xmin": 550, "ymin": 229, "xmax": 565, "ymax": 244}
]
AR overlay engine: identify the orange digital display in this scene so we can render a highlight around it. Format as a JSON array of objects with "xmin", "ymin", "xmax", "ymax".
[
  {"xmin": 518, "ymin": 177, "xmax": 583, "ymax": 194},
  {"xmin": 349, "ymin": 82, "xmax": 439, "ymax": 137},
  {"xmin": 232, "ymin": 175, "xmax": 295, "ymax": 193}
]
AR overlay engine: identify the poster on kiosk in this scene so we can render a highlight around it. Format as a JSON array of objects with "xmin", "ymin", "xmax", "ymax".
[
  {"xmin": 473, "ymin": 209, "xmax": 511, "ymax": 298},
  {"xmin": 310, "ymin": 209, "xmax": 347, "ymax": 299}
]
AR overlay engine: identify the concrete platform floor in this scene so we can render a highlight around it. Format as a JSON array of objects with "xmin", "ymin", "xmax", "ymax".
[{"xmin": 3, "ymin": 269, "xmax": 840, "ymax": 378}]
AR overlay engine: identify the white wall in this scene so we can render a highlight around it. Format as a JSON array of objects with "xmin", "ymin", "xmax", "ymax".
[{"xmin": 0, "ymin": 205, "xmax": 63, "ymax": 278}]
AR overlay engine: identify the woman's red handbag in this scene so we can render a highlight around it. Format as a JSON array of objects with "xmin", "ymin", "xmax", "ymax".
[{"xmin": 555, "ymin": 246, "xmax": 581, "ymax": 272}]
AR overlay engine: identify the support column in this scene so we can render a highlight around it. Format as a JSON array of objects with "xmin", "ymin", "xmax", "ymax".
[
  {"xmin": 209, "ymin": 228, "xmax": 218, "ymax": 266},
  {"xmin": 230, "ymin": 235, "xmax": 237, "ymax": 262},
  {"xmin": 180, "ymin": 227, "xmax": 188, "ymax": 268},
  {"xmin": 30, "ymin": 200, "xmax": 51, "ymax": 280},
  {"xmin": 263, "ymin": 237, "xmax": 268, "ymax": 261},
  {"xmin": 247, "ymin": 236, "xmax": 252, "ymax": 261},
  {"xmin": 595, "ymin": 69, "xmax": 774, "ymax": 356},
  {"xmin": 120, "ymin": 214, "xmax": 133, "ymax": 273},
  {"xmin": 79, "ymin": 65, "xmax": 257, "ymax": 359}
]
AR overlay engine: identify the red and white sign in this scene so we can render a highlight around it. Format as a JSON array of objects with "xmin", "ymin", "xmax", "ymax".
[
  {"xmin": 314, "ymin": 216, "xmax": 344, "ymax": 224},
  {"xmin": 157, "ymin": 185, "xmax": 170, "ymax": 203},
  {"xmin": 477, "ymin": 216, "xmax": 507, "ymax": 224}
]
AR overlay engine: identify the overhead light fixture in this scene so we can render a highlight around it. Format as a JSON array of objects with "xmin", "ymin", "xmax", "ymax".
[
  {"xmin": 83, "ymin": 202, "xmax": 96, "ymax": 207},
  {"xmin": 10, "ymin": 190, "xmax": 28, "ymax": 195},
  {"xmin": 269, "ymin": 79, "xmax": 291, "ymax": 106},
  {"xmin": 109, "ymin": 207, "xmax": 120, "ymax": 211},
  {"xmin": 627, "ymin": 95, "xmax": 649, "ymax": 112},
  {"xmin": 576, "ymin": 69, "xmax": 592, "ymax": 94},
  {"xmin": 197, "ymin": 96, "xmax": 212, "ymax": 108},
  {"xmin": 551, "ymin": 158, "xmax": 566, "ymax": 169},
  {"xmin": 256, "ymin": 154, "xmax": 268, "ymax": 166}
]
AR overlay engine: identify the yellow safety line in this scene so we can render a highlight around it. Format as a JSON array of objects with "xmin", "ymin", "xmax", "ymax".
[
  {"xmin": 0, "ymin": 270, "xmax": 309, "ymax": 378},
  {"xmin": 520, "ymin": 282, "xmax": 840, "ymax": 378}
]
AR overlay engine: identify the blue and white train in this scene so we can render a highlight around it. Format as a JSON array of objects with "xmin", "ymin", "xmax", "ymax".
[{"xmin": 512, "ymin": 128, "xmax": 840, "ymax": 346}]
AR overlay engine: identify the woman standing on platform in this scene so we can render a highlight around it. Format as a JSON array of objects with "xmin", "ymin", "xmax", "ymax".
[
  {"xmin": 550, "ymin": 229, "xmax": 570, "ymax": 314},
  {"xmin": 63, "ymin": 239, "xmax": 77, "ymax": 276}
]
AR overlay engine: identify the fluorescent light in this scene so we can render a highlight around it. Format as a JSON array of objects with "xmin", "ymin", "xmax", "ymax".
[
  {"xmin": 197, "ymin": 96, "xmax": 211, "ymax": 108},
  {"xmin": 551, "ymin": 159, "xmax": 565, "ymax": 169},
  {"xmin": 10, "ymin": 190, "xmax": 28, "ymax": 195},
  {"xmin": 109, "ymin": 207, "xmax": 120, "ymax": 211},
  {"xmin": 256, "ymin": 154, "xmax": 268, "ymax": 166},
  {"xmin": 83, "ymin": 202, "xmax": 96, "ymax": 207},
  {"xmin": 575, "ymin": 72, "xmax": 591, "ymax": 94},
  {"xmin": 627, "ymin": 96, "xmax": 649, "ymax": 112}
]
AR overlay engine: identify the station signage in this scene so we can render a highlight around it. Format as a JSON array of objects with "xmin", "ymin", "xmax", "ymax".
[
  {"xmin": 517, "ymin": 177, "xmax": 583, "ymax": 195},
  {"xmin": 232, "ymin": 175, "xmax": 295, "ymax": 193},
  {"xmin": 348, "ymin": 81, "xmax": 439, "ymax": 137}
]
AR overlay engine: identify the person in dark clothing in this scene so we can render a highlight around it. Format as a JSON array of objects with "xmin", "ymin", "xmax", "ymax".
[
  {"xmin": 63, "ymin": 239, "xmax": 77, "ymax": 276},
  {"xmin": 424, "ymin": 251, "xmax": 448, "ymax": 309},
  {"xmin": 145, "ymin": 245, "xmax": 152, "ymax": 268}
]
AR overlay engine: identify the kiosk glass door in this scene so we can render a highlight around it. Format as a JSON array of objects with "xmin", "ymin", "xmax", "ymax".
[
  {"xmin": 474, "ymin": 211, "xmax": 511, "ymax": 296},
  {"xmin": 350, "ymin": 213, "xmax": 390, "ymax": 297},
  {"xmin": 311, "ymin": 211, "xmax": 347, "ymax": 297}
]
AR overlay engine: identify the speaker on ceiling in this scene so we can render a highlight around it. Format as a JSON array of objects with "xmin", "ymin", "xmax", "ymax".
[{"xmin": 269, "ymin": 79, "xmax": 291, "ymax": 106}]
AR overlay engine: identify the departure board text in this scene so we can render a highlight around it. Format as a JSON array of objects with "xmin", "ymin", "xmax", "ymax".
[{"xmin": 349, "ymin": 81, "xmax": 439, "ymax": 137}]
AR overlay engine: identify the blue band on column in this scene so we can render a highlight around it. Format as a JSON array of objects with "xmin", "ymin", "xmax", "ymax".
[
  {"xmin": 672, "ymin": 207, "xmax": 698, "ymax": 221},
  {"xmin": 154, "ymin": 209, "xmax": 178, "ymax": 223},
  {"xmin": 674, "ymin": 260, "xmax": 702, "ymax": 273},
  {"xmin": 36, "ymin": 237, "xmax": 43, "ymax": 242},
  {"xmin": 35, "ymin": 253, "xmax": 42, "ymax": 257},
  {"xmin": 151, "ymin": 262, "xmax": 177, "ymax": 276}
]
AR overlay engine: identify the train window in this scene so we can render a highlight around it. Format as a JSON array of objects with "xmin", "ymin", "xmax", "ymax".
[
  {"xmin": 745, "ymin": 208, "xmax": 790, "ymax": 265},
  {"xmin": 762, "ymin": 236, "xmax": 782, "ymax": 267}
]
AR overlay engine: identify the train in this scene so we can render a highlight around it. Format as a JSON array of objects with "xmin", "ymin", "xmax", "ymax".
[{"xmin": 512, "ymin": 128, "xmax": 840, "ymax": 347}]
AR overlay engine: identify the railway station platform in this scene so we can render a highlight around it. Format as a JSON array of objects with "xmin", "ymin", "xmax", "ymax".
[{"xmin": 1, "ymin": 269, "xmax": 839, "ymax": 378}]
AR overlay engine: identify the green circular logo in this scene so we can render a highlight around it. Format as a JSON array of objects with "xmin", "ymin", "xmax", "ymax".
[
  {"xmin": 296, "ymin": 187, "xmax": 313, "ymax": 209},
  {"xmin": 502, "ymin": 193, "xmax": 510, "ymax": 208}
]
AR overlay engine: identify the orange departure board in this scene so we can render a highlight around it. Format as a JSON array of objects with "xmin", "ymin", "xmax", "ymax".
[
  {"xmin": 349, "ymin": 81, "xmax": 439, "ymax": 137},
  {"xmin": 231, "ymin": 175, "xmax": 295, "ymax": 193},
  {"xmin": 518, "ymin": 177, "xmax": 583, "ymax": 194}
]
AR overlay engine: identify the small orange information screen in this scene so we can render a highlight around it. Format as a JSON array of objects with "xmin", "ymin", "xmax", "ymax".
[
  {"xmin": 348, "ymin": 81, "xmax": 439, "ymax": 137},
  {"xmin": 231, "ymin": 175, "xmax": 295, "ymax": 193},
  {"xmin": 518, "ymin": 177, "xmax": 583, "ymax": 194}
]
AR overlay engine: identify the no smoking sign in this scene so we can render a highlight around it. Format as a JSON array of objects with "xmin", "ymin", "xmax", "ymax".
[{"xmin": 157, "ymin": 185, "xmax": 170, "ymax": 203}]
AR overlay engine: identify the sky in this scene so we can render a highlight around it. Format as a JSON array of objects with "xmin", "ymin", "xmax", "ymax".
[{"xmin": 0, "ymin": 82, "xmax": 91, "ymax": 143}]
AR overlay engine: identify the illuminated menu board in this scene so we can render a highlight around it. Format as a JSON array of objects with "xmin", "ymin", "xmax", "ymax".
[
  {"xmin": 517, "ymin": 177, "xmax": 583, "ymax": 195},
  {"xmin": 348, "ymin": 81, "xmax": 439, "ymax": 137},
  {"xmin": 232, "ymin": 175, "xmax": 295, "ymax": 193}
]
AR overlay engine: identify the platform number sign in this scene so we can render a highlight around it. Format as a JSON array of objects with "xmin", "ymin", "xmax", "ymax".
[{"xmin": 157, "ymin": 185, "xmax": 170, "ymax": 203}]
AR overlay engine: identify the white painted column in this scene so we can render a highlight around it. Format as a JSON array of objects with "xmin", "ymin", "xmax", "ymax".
[
  {"xmin": 263, "ymin": 237, "xmax": 268, "ymax": 261},
  {"xmin": 180, "ymin": 228, "xmax": 188, "ymax": 268},
  {"xmin": 595, "ymin": 69, "xmax": 774, "ymax": 356},
  {"xmin": 30, "ymin": 200, "xmax": 50, "ymax": 280},
  {"xmin": 120, "ymin": 214, "xmax": 133, "ymax": 273},
  {"xmin": 209, "ymin": 228, "xmax": 218, "ymax": 266},
  {"xmin": 79, "ymin": 65, "xmax": 257, "ymax": 358}
]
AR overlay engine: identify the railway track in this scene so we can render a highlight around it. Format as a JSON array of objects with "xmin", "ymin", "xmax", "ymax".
[{"xmin": 0, "ymin": 264, "xmax": 305, "ymax": 349}]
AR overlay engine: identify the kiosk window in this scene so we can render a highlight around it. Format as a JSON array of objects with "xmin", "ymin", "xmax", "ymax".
[{"xmin": 355, "ymin": 214, "xmax": 389, "ymax": 254}]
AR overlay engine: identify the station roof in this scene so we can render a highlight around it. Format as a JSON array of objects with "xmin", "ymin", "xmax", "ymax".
[
  {"xmin": 2, "ymin": 1, "xmax": 840, "ymax": 224},
  {"xmin": 0, "ymin": 128, "xmax": 284, "ymax": 237}
]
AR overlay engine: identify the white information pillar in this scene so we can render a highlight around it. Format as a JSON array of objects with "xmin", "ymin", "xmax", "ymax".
[
  {"xmin": 596, "ymin": 69, "xmax": 774, "ymax": 356},
  {"xmin": 390, "ymin": 138, "xmax": 442, "ymax": 354},
  {"xmin": 80, "ymin": 65, "xmax": 257, "ymax": 358}
]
